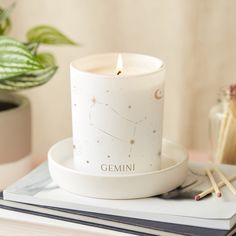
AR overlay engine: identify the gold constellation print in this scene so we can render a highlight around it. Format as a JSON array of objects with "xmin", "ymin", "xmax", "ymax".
[{"xmin": 88, "ymin": 96, "xmax": 147, "ymax": 158}]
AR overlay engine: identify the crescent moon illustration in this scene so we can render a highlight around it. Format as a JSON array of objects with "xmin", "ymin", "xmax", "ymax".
[{"xmin": 154, "ymin": 89, "xmax": 163, "ymax": 100}]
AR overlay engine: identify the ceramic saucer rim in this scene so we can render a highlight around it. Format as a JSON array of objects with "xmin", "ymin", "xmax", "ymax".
[{"xmin": 48, "ymin": 137, "xmax": 188, "ymax": 178}]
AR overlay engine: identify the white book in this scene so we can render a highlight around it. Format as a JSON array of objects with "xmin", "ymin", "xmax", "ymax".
[
  {"xmin": 3, "ymin": 161, "xmax": 236, "ymax": 232},
  {"xmin": 0, "ymin": 208, "xmax": 138, "ymax": 236},
  {"xmin": 0, "ymin": 206, "xmax": 183, "ymax": 236}
]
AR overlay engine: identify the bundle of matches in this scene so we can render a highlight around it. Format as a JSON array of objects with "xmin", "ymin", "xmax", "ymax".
[
  {"xmin": 195, "ymin": 161, "xmax": 236, "ymax": 201},
  {"xmin": 215, "ymin": 84, "xmax": 236, "ymax": 165}
]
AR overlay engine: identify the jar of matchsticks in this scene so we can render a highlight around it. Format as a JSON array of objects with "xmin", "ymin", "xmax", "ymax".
[{"xmin": 209, "ymin": 84, "xmax": 236, "ymax": 165}]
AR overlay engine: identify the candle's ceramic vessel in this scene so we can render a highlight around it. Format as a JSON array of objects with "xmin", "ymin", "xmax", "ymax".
[{"xmin": 70, "ymin": 53, "xmax": 165, "ymax": 175}]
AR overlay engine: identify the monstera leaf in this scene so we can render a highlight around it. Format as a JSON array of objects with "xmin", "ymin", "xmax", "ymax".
[
  {"xmin": 27, "ymin": 25, "xmax": 76, "ymax": 45},
  {"xmin": 0, "ymin": 36, "xmax": 57, "ymax": 91}
]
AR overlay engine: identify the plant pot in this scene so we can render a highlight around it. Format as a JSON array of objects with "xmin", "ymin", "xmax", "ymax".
[{"xmin": 0, "ymin": 92, "xmax": 32, "ymax": 189}]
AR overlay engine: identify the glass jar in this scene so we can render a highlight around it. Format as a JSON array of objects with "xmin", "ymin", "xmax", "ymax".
[{"xmin": 209, "ymin": 85, "xmax": 236, "ymax": 165}]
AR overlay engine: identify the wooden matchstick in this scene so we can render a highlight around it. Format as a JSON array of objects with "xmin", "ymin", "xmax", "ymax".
[
  {"xmin": 205, "ymin": 168, "xmax": 222, "ymax": 197},
  {"xmin": 211, "ymin": 162, "xmax": 236, "ymax": 196},
  {"xmin": 195, "ymin": 174, "xmax": 236, "ymax": 201}
]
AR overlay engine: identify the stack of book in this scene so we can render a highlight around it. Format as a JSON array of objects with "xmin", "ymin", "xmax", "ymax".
[{"xmin": 0, "ymin": 161, "xmax": 236, "ymax": 236}]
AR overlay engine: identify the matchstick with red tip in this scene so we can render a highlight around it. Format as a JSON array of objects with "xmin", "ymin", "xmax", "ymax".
[{"xmin": 205, "ymin": 168, "xmax": 222, "ymax": 198}]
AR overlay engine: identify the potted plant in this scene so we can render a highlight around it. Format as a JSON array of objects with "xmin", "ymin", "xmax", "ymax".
[{"xmin": 0, "ymin": 3, "xmax": 76, "ymax": 188}]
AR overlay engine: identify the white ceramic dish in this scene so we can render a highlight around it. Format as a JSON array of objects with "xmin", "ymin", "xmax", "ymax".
[{"xmin": 48, "ymin": 138, "xmax": 188, "ymax": 199}]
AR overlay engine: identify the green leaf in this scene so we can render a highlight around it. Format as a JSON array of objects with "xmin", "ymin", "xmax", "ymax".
[
  {"xmin": 0, "ymin": 66, "xmax": 57, "ymax": 91},
  {"xmin": 0, "ymin": 36, "xmax": 44, "ymax": 80},
  {"xmin": 24, "ymin": 42, "xmax": 39, "ymax": 54},
  {"xmin": 27, "ymin": 25, "xmax": 77, "ymax": 45},
  {"xmin": 0, "ymin": 12, "xmax": 11, "ymax": 35},
  {"xmin": 0, "ymin": 2, "xmax": 15, "ymax": 23},
  {"xmin": 0, "ymin": 2, "xmax": 15, "ymax": 35},
  {"xmin": 37, "ymin": 52, "xmax": 56, "ymax": 66},
  {"xmin": 0, "ymin": 37, "xmax": 42, "ymax": 61},
  {"xmin": 0, "ymin": 36, "xmax": 59, "ymax": 91}
]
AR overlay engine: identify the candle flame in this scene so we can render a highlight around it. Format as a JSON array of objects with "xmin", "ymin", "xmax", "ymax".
[{"xmin": 116, "ymin": 54, "xmax": 123, "ymax": 75}]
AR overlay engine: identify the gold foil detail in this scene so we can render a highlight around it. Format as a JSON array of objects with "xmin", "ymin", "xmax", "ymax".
[{"xmin": 154, "ymin": 89, "xmax": 163, "ymax": 100}]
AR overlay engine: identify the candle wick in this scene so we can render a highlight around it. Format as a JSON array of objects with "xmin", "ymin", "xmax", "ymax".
[{"xmin": 117, "ymin": 70, "xmax": 122, "ymax": 75}]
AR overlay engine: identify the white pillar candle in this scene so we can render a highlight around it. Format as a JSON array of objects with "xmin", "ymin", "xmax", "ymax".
[{"xmin": 70, "ymin": 53, "xmax": 165, "ymax": 175}]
